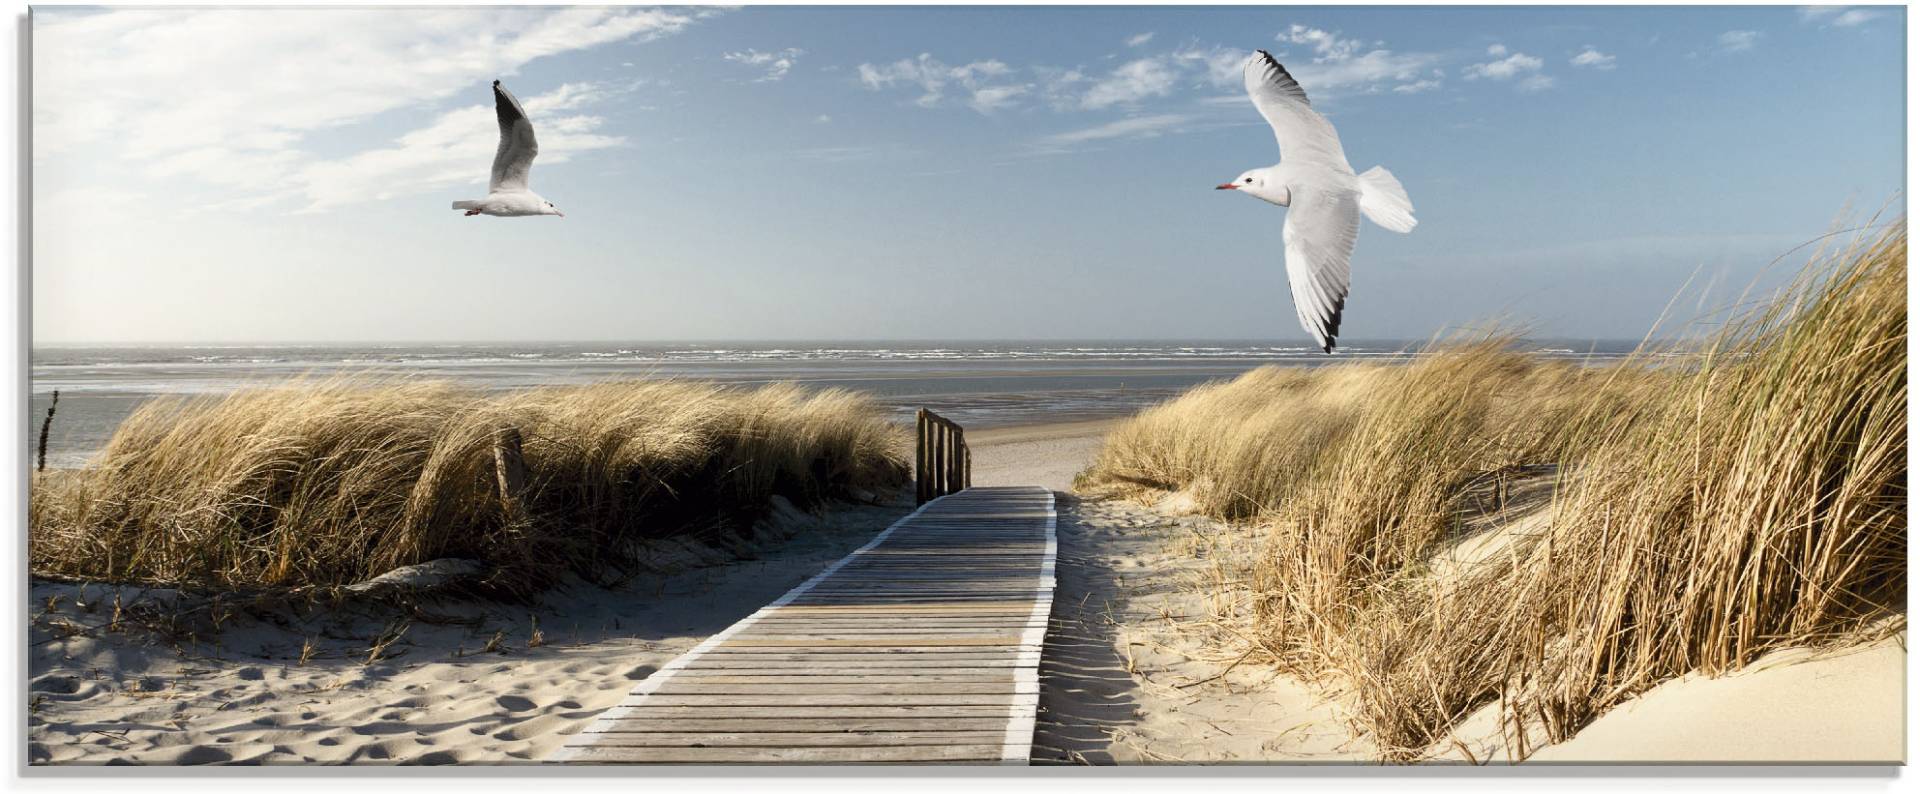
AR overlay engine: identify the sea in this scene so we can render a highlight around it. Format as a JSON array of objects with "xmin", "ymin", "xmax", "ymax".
[{"xmin": 27, "ymin": 340, "xmax": 1641, "ymax": 468}]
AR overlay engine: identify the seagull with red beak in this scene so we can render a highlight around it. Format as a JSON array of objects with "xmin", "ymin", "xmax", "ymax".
[{"xmin": 1218, "ymin": 50, "xmax": 1415, "ymax": 353}]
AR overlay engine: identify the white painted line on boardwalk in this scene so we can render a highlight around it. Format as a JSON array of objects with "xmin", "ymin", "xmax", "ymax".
[
  {"xmin": 547, "ymin": 494, "xmax": 946, "ymax": 763},
  {"xmin": 1001, "ymin": 488, "xmax": 1057, "ymax": 766}
]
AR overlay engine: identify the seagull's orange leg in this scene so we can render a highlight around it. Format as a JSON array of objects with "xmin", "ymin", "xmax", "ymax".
[{"xmin": 464, "ymin": 210, "xmax": 481, "ymax": 216}]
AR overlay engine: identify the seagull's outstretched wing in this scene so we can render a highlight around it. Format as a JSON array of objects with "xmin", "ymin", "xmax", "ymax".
[
  {"xmin": 1282, "ymin": 186, "xmax": 1361, "ymax": 353},
  {"xmin": 490, "ymin": 80, "xmax": 539, "ymax": 193},
  {"xmin": 1244, "ymin": 50, "xmax": 1351, "ymax": 173}
]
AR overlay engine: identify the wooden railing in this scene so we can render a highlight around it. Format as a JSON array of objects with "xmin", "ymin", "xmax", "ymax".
[{"xmin": 915, "ymin": 409, "xmax": 971, "ymax": 504}]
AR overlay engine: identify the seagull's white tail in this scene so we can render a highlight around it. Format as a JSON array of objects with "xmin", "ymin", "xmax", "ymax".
[
  {"xmin": 1357, "ymin": 167, "xmax": 1416, "ymax": 233},
  {"xmin": 451, "ymin": 200, "xmax": 481, "ymax": 211}
]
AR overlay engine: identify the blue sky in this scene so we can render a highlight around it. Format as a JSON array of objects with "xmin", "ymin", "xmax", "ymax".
[{"xmin": 31, "ymin": 5, "xmax": 1906, "ymax": 344}]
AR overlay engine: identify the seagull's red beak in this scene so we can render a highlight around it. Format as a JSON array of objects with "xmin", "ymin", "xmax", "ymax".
[
  {"xmin": 555, "ymin": 210, "xmax": 565, "ymax": 217},
  {"xmin": 1215, "ymin": 182, "xmax": 1239, "ymax": 190}
]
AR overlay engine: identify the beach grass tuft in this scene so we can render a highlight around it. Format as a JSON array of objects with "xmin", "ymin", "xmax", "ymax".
[{"xmin": 29, "ymin": 380, "xmax": 907, "ymax": 597}]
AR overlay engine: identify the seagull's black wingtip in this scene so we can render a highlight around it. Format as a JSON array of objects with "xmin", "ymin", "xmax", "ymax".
[{"xmin": 493, "ymin": 79, "xmax": 502, "ymax": 88}]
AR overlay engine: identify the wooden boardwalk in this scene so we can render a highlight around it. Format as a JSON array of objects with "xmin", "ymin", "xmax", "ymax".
[{"xmin": 549, "ymin": 486, "xmax": 1058, "ymax": 764}]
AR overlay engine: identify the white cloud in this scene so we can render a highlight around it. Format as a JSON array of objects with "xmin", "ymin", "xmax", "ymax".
[
  {"xmin": 858, "ymin": 28, "xmax": 1453, "ymax": 126},
  {"xmin": 1267, "ymin": 28, "xmax": 1440, "ymax": 98},
  {"xmin": 1293, "ymin": 49, "xmax": 1441, "ymax": 96},
  {"xmin": 1125, "ymin": 32, "xmax": 1155, "ymax": 48},
  {"xmin": 1081, "ymin": 57, "xmax": 1181, "ymax": 109},
  {"xmin": 1170, "ymin": 45, "xmax": 1248, "ymax": 88},
  {"xmin": 1800, "ymin": 6, "xmax": 1883, "ymax": 27},
  {"xmin": 856, "ymin": 53, "xmax": 1030, "ymax": 113},
  {"xmin": 969, "ymin": 85, "xmax": 1030, "ymax": 114},
  {"xmin": 724, "ymin": 47, "xmax": 805, "ymax": 82},
  {"xmin": 1718, "ymin": 30, "xmax": 1761, "ymax": 52},
  {"xmin": 1517, "ymin": 74, "xmax": 1555, "ymax": 93},
  {"xmin": 1832, "ymin": 9, "xmax": 1882, "ymax": 26},
  {"xmin": 1463, "ymin": 47, "xmax": 1545, "ymax": 80},
  {"xmin": 1571, "ymin": 47, "xmax": 1617, "ymax": 70},
  {"xmin": 34, "ymin": 7, "xmax": 713, "ymax": 212},
  {"xmin": 1278, "ymin": 24, "xmax": 1364, "ymax": 62}
]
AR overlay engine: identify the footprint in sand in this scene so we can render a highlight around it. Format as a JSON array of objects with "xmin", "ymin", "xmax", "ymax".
[
  {"xmin": 174, "ymin": 745, "xmax": 233, "ymax": 765},
  {"xmin": 494, "ymin": 694, "xmax": 536, "ymax": 712}
]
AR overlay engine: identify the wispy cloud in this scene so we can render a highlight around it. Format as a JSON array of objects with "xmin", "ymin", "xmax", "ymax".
[
  {"xmin": 724, "ymin": 47, "xmax": 805, "ymax": 82},
  {"xmin": 1125, "ymin": 32, "xmax": 1155, "ymax": 48},
  {"xmin": 1799, "ymin": 6, "xmax": 1883, "ymax": 28},
  {"xmin": 34, "ymin": 7, "xmax": 715, "ymax": 212},
  {"xmin": 792, "ymin": 142, "xmax": 919, "ymax": 163},
  {"xmin": 1718, "ymin": 30, "xmax": 1762, "ymax": 52},
  {"xmin": 1570, "ymin": 47, "xmax": 1617, "ymax": 70},
  {"xmin": 1036, "ymin": 113, "xmax": 1198, "ymax": 149},
  {"xmin": 1273, "ymin": 25, "xmax": 1442, "ymax": 96},
  {"xmin": 857, "ymin": 53, "xmax": 1028, "ymax": 113},
  {"xmin": 1463, "ymin": 44, "xmax": 1545, "ymax": 81},
  {"xmin": 1277, "ymin": 23, "xmax": 1364, "ymax": 62},
  {"xmin": 1081, "ymin": 58, "xmax": 1182, "ymax": 109}
]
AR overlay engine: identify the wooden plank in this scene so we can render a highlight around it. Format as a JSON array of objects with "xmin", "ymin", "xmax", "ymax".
[
  {"xmin": 579, "ymin": 731, "xmax": 1008, "ymax": 747},
  {"xmin": 717, "ymin": 638, "xmax": 1022, "ymax": 648},
  {"xmin": 583, "ymin": 718, "xmax": 1013, "ymax": 733},
  {"xmin": 766, "ymin": 605, "xmax": 1035, "ymax": 614},
  {"xmin": 621, "ymin": 694, "xmax": 1038, "ymax": 707},
  {"xmin": 599, "ymin": 706, "xmax": 1016, "ymax": 718},
  {"xmin": 560, "ymin": 744, "xmax": 1004, "ymax": 764},
  {"xmin": 660, "ymin": 671, "xmax": 1021, "ymax": 686},
  {"xmin": 660, "ymin": 674, "xmax": 1019, "ymax": 684},
  {"xmin": 667, "ymin": 662, "xmax": 1036, "ymax": 673},
  {"xmin": 648, "ymin": 678, "xmax": 1036, "ymax": 690}
]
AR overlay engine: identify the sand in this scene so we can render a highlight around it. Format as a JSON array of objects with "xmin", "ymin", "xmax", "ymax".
[
  {"xmin": 28, "ymin": 500, "xmax": 912, "ymax": 765},
  {"xmin": 1439, "ymin": 638, "xmax": 1906, "ymax": 764},
  {"xmin": 967, "ymin": 420, "xmax": 1117, "ymax": 493},
  {"xmin": 1029, "ymin": 495, "xmax": 1370, "ymax": 763}
]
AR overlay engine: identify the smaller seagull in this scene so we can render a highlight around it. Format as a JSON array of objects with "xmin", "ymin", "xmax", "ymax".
[
  {"xmin": 452, "ymin": 80, "xmax": 564, "ymax": 218},
  {"xmin": 1216, "ymin": 50, "xmax": 1415, "ymax": 353}
]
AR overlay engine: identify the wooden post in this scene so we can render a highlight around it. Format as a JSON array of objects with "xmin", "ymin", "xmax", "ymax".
[
  {"xmin": 946, "ymin": 425, "xmax": 958, "ymax": 494},
  {"xmin": 493, "ymin": 426, "xmax": 528, "ymax": 520},
  {"xmin": 921, "ymin": 408, "xmax": 936, "ymax": 502},
  {"xmin": 957, "ymin": 429, "xmax": 970, "ymax": 489},
  {"xmin": 933, "ymin": 422, "xmax": 946, "ymax": 498}
]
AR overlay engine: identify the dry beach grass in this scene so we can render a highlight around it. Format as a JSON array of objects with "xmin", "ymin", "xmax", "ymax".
[
  {"xmin": 1079, "ymin": 223, "xmax": 1907, "ymax": 761},
  {"xmin": 29, "ymin": 380, "xmax": 908, "ymax": 596}
]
